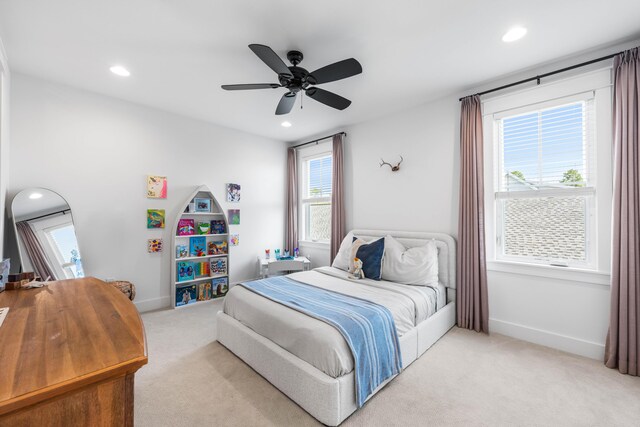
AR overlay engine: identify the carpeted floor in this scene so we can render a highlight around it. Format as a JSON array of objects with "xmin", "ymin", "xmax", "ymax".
[{"xmin": 136, "ymin": 300, "xmax": 640, "ymax": 426}]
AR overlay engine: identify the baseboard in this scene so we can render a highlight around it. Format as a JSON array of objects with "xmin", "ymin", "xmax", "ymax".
[
  {"xmin": 135, "ymin": 296, "xmax": 171, "ymax": 313},
  {"xmin": 134, "ymin": 278, "xmax": 254, "ymax": 313},
  {"xmin": 489, "ymin": 318, "xmax": 605, "ymax": 360}
]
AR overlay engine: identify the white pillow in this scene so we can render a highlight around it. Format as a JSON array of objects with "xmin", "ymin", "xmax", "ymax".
[
  {"xmin": 331, "ymin": 232, "xmax": 355, "ymax": 271},
  {"xmin": 382, "ymin": 235, "xmax": 438, "ymax": 286}
]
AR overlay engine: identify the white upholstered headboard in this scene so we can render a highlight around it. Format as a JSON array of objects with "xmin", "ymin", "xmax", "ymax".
[{"xmin": 350, "ymin": 230, "xmax": 457, "ymax": 291}]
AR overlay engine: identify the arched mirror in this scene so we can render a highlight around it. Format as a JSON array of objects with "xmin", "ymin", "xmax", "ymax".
[{"xmin": 10, "ymin": 188, "xmax": 84, "ymax": 280}]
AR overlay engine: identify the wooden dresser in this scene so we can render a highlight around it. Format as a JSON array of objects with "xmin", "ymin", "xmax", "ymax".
[{"xmin": 0, "ymin": 278, "xmax": 148, "ymax": 426}]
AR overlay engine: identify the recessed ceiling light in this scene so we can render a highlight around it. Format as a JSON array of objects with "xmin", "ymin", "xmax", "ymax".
[
  {"xmin": 502, "ymin": 26, "xmax": 527, "ymax": 43},
  {"xmin": 109, "ymin": 65, "xmax": 130, "ymax": 77},
  {"xmin": 281, "ymin": 121, "xmax": 292, "ymax": 128},
  {"xmin": 29, "ymin": 192, "xmax": 43, "ymax": 200}
]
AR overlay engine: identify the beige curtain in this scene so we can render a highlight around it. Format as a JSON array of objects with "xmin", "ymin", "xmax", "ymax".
[
  {"xmin": 457, "ymin": 95, "xmax": 490, "ymax": 333},
  {"xmin": 605, "ymin": 47, "xmax": 640, "ymax": 376},
  {"xmin": 285, "ymin": 147, "xmax": 298, "ymax": 253},
  {"xmin": 330, "ymin": 134, "xmax": 345, "ymax": 263}
]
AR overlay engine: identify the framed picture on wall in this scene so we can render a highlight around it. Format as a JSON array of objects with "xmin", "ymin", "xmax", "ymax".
[
  {"xmin": 147, "ymin": 209, "xmax": 165, "ymax": 228},
  {"xmin": 147, "ymin": 238, "xmax": 163, "ymax": 253},
  {"xmin": 228, "ymin": 209, "xmax": 240, "ymax": 225},
  {"xmin": 226, "ymin": 183, "xmax": 241, "ymax": 202},
  {"xmin": 147, "ymin": 175, "xmax": 167, "ymax": 199}
]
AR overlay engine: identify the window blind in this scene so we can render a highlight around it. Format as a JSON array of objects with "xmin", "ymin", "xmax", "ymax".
[
  {"xmin": 497, "ymin": 99, "xmax": 595, "ymax": 192},
  {"xmin": 308, "ymin": 155, "xmax": 332, "ymax": 197}
]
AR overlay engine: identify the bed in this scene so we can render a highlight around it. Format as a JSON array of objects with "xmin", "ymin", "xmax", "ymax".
[{"xmin": 216, "ymin": 230, "xmax": 456, "ymax": 426}]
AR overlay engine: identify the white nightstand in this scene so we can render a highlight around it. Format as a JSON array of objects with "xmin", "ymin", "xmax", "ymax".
[{"xmin": 259, "ymin": 256, "xmax": 311, "ymax": 278}]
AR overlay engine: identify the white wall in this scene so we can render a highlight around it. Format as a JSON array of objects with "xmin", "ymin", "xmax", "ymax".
[
  {"xmin": 0, "ymin": 37, "xmax": 10, "ymax": 260},
  {"xmin": 343, "ymin": 99, "xmax": 460, "ymax": 235},
  {"xmin": 297, "ymin": 97, "xmax": 460, "ymax": 268},
  {"xmin": 9, "ymin": 73, "xmax": 286, "ymax": 311}
]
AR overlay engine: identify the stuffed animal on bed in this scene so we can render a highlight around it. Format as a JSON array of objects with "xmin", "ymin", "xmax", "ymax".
[{"xmin": 350, "ymin": 257, "xmax": 365, "ymax": 280}]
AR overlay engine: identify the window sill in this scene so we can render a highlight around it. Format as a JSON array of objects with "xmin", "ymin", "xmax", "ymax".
[
  {"xmin": 486, "ymin": 260, "xmax": 610, "ymax": 286},
  {"xmin": 299, "ymin": 240, "xmax": 330, "ymax": 249}
]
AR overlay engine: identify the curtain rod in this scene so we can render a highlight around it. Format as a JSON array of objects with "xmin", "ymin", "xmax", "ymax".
[
  {"xmin": 21, "ymin": 209, "xmax": 71, "ymax": 223},
  {"xmin": 291, "ymin": 131, "xmax": 347, "ymax": 149},
  {"xmin": 459, "ymin": 50, "xmax": 624, "ymax": 101}
]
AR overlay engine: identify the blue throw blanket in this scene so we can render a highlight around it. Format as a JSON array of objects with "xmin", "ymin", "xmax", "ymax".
[{"xmin": 238, "ymin": 276, "xmax": 402, "ymax": 407}]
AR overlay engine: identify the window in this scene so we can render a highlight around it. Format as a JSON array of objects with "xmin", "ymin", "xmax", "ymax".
[
  {"xmin": 30, "ymin": 213, "xmax": 85, "ymax": 279},
  {"xmin": 483, "ymin": 68, "xmax": 613, "ymax": 272},
  {"xmin": 496, "ymin": 98, "xmax": 595, "ymax": 267},
  {"xmin": 45, "ymin": 223, "xmax": 84, "ymax": 279},
  {"xmin": 299, "ymin": 145, "xmax": 333, "ymax": 243}
]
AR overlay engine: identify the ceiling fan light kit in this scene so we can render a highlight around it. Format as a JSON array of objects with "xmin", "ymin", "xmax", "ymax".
[{"xmin": 222, "ymin": 44, "xmax": 362, "ymax": 115}]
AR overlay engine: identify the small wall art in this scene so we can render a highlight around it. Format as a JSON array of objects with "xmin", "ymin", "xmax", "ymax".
[
  {"xmin": 147, "ymin": 175, "xmax": 167, "ymax": 198},
  {"xmin": 194, "ymin": 198, "xmax": 212, "ymax": 212},
  {"xmin": 147, "ymin": 209, "xmax": 165, "ymax": 228},
  {"xmin": 226, "ymin": 183, "xmax": 241, "ymax": 202},
  {"xmin": 228, "ymin": 209, "xmax": 240, "ymax": 225},
  {"xmin": 230, "ymin": 234, "xmax": 240, "ymax": 246},
  {"xmin": 147, "ymin": 238, "xmax": 163, "ymax": 253}
]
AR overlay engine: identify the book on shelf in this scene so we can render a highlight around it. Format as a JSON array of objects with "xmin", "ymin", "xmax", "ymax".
[
  {"xmin": 210, "ymin": 257, "xmax": 227, "ymax": 275},
  {"xmin": 195, "ymin": 260, "xmax": 210, "ymax": 278},
  {"xmin": 176, "ymin": 245, "xmax": 188, "ymax": 259},
  {"xmin": 190, "ymin": 236, "xmax": 207, "ymax": 257},
  {"xmin": 176, "ymin": 284, "xmax": 197, "ymax": 306},
  {"xmin": 197, "ymin": 281, "xmax": 213, "ymax": 301},
  {"xmin": 208, "ymin": 240, "xmax": 228, "ymax": 255},
  {"xmin": 197, "ymin": 221, "xmax": 211, "ymax": 235},
  {"xmin": 177, "ymin": 261, "xmax": 195, "ymax": 282},
  {"xmin": 211, "ymin": 220, "xmax": 226, "ymax": 234},
  {"xmin": 177, "ymin": 219, "xmax": 195, "ymax": 236},
  {"xmin": 212, "ymin": 277, "xmax": 229, "ymax": 298}
]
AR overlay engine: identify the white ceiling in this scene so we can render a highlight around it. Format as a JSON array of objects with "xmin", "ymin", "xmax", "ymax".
[
  {"xmin": 12, "ymin": 188, "xmax": 70, "ymax": 220},
  {"xmin": 1, "ymin": 0, "xmax": 639, "ymax": 142}
]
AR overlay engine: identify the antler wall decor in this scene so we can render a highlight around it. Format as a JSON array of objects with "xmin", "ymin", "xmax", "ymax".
[{"xmin": 380, "ymin": 156, "xmax": 403, "ymax": 172}]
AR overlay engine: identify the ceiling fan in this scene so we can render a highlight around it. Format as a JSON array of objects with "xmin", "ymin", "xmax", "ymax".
[{"xmin": 221, "ymin": 44, "xmax": 362, "ymax": 115}]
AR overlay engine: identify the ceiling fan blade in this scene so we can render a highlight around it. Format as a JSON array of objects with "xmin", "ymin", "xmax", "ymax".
[
  {"xmin": 308, "ymin": 58, "xmax": 362, "ymax": 85},
  {"xmin": 248, "ymin": 44, "xmax": 293, "ymax": 78},
  {"xmin": 221, "ymin": 83, "xmax": 281, "ymax": 90},
  {"xmin": 276, "ymin": 92, "xmax": 297, "ymax": 115},
  {"xmin": 305, "ymin": 87, "xmax": 351, "ymax": 110}
]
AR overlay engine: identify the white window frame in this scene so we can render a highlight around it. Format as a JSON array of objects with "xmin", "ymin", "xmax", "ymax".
[
  {"xmin": 297, "ymin": 141, "xmax": 333, "ymax": 245},
  {"xmin": 30, "ymin": 213, "xmax": 80, "ymax": 279},
  {"xmin": 482, "ymin": 67, "xmax": 613, "ymax": 279}
]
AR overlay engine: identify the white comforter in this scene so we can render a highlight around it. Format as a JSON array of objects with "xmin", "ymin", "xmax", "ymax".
[{"xmin": 222, "ymin": 267, "xmax": 444, "ymax": 378}]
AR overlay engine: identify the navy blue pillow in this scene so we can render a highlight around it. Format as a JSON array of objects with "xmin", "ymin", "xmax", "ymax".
[{"xmin": 352, "ymin": 237, "xmax": 385, "ymax": 280}]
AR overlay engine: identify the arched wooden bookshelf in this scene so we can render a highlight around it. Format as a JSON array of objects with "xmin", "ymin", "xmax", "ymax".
[{"xmin": 171, "ymin": 185, "xmax": 229, "ymax": 308}]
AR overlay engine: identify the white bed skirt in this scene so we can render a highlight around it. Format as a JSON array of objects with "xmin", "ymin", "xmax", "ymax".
[{"xmin": 217, "ymin": 301, "xmax": 456, "ymax": 426}]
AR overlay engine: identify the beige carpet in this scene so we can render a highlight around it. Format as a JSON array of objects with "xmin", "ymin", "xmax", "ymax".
[{"xmin": 136, "ymin": 300, "xmax": 640, "ymax": 426}]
